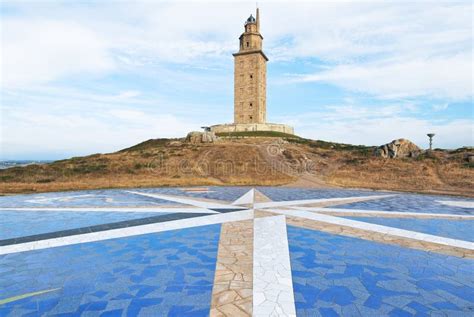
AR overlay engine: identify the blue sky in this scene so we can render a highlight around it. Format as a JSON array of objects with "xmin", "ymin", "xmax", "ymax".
[{"xmin": 1, "ymin": 1, "xmax": 472, "ymax": 160}]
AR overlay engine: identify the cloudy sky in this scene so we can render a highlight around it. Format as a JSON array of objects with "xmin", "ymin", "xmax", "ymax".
[{"xmin": 1, "ymin": 0, "xmax": 472, "ymax": 159}]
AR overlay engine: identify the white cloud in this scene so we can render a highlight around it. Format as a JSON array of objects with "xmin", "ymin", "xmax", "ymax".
[
  {"xmin": 1, "ymin": 19, "xmax": 115, "ymax": 88},
  {"xmin": 276, "ymin": 102, "xmax": 419, "ymax": 126},
  {"xmin": 293, "ymin": 53, "xmax": 473, "ymax": 100},
  {"xmin": 1, "ymin": 106, "xmax": 199, "ymax": 159},
  {"xmin": 2, "ymin": 2, "xmax": 472, "ymax": 99},
  {"xmin": 432, "ymin": 103, "xmax": 449, "ymax": 111},
  {"xmin": 114, "ymin": 90, "xmax": 141, "ymax": 99},
  {"xmin": 288, "ymin": 105, "xmax": 474, "ymax": 149},
  {"xmin": 265, "ymin": 2, "xmax": 472, "ymax": 61},
  {"xmin": 267, "ymin": 2, "xmax": 473, "ymax": 100},
  {"xmin": 311, "ymin": 117, "xmax": 473, "ymax": 149}
]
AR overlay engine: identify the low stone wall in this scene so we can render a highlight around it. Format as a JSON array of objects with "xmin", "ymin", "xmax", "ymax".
[{"xmin": 210, "ymin": 123, "xmax": 294, "ymax": 135}]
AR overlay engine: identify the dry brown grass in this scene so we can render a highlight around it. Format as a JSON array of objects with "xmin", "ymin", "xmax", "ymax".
[
  {"xmin": 325, "ymin": 155, "xmax": 474, "ymax": 196},
  {"xmin": 0, "ymin": 176, "xmax": 289, "ymax": 195},
  {"xmin": 0, "ymin": 140, "xmax": 294, "ymax": 194},
  {"xmin": 1, "ymin": 137, "xmax": 472, "ymax": 197}
]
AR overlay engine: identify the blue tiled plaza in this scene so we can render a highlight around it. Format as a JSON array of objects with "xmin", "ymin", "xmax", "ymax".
[{"xmin": 0, "ymin": 187, "xmax": 473, "ymax": 316}]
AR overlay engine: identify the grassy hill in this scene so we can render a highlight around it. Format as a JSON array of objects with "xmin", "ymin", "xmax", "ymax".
[{"xmin": 1, "ymin": 135, "xmax": 473, "ymax": 196}]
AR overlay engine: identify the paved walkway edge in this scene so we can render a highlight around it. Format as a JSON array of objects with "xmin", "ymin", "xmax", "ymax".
[{"xmin": 210, "ymin": 220, "xmax": 253, "ymax": 316}]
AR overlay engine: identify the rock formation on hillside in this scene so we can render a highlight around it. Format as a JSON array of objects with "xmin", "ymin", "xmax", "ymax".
[
  {"xmin": 185, "ymin": 131, "xmax": 218, "ymax": 144},
  {"xmin": 466, "ymin": 153, "xmax": 474, "ymax": 163},
  {"xmin": 374, "ymin": 139, "xmax": 421, "ymax": 158}
]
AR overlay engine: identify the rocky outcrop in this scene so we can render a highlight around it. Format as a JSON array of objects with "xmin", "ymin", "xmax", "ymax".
[
  {"xmin": 168, "ymin": 141, "xmax": 183, "ymax": 147},
  {"xmin": 466, "ymin": 154, "xmax": 474, "ymax": 163},
  {"xmin": 374, "ymin": 139, "xmax": 421, "ymax": 158},
  {"xmin": 185, "ymin": 131, "xmax": 218, "ymax": 144}
]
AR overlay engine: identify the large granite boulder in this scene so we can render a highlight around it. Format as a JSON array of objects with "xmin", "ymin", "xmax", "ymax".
[
  {"xmin": 374, "ymin": 139, "xmax": 421, "ymax": 158},
  {"xmin": 185, "ymin": 131, "xmax": 218, "ymax": 144},
  {"xmin": 466, "ymin": 153, "xmax": 474, "ymax": 163}
]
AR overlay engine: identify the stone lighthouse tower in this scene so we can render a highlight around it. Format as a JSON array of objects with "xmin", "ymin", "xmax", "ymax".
[
  {"xmin": 233, "ymin": 8, "xmax": 268, "ymax": 124},
  {"xmin": 210, "ymin": 8, "xmax": 294, "ymax": 135}
]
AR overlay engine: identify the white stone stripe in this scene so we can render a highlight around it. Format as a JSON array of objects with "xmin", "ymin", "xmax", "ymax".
[
  {"xmin": 254, "ymin": 194, "xmax": 395, "ymax": 209},
  {"xmin": 253, "ymin": 215, "xmax": 296, "ymax": 317},
  {"xmin": 0, "ymin": 207, "xmax": 217, "ymax": 214},
  {"xmin": 232, "ymin": 188, "xmax": 255, "ymax": 206},
  {"xmin": 0, "ymin": 210, "xmax": 254, "ymax": 256},
  {"xmin": 437, "ymin": 200, "xmax": 474, "ymax": 208},
  {"xmin": 126, "ymin": 191, "xmax": 234, "ymax": 209},
  {"xmin": 268, "ymin": 209, "xmax": 474, "ymax": 250},
  {"xmin": 292, "ymin": 207, "xmax": 474, "ymax": 219},
  {"xmin": 25, "ymin": 194, "xmax": 96, "ymax": 203}
]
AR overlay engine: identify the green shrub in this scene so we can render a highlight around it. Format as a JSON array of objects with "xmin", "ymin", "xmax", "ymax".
[
  {"xmin": 120, "ymin": 138, "xmax": 171, "ymax": 152},
  {"xmin": 0, "ymin": 175, "xmax": 14, "ymax": 182},
  {"xmin": 36, "ymin": 178, "xmax": 54, "ymax": 183},
  {"xmin": 216, "ymin": 131, "xmax": 299, "ymax": 138}
]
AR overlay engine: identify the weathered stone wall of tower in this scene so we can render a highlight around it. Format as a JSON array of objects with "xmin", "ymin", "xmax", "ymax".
[{"xmin": 234, "ymin": 52, "xmax": 266, "ymax": 124}]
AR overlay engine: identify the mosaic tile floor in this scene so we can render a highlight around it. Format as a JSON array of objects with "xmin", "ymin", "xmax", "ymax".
[
  {"xmin": 0, "ymin": 187, "xmax": 473, "ymax": 316},
  {"xmin": 288, "ymin": 226, "xmax": 474, "ymax": 316},
  {"xmin": 0, "ymin": 224, "xmax": 220, "ymax": 316},
  {"xmin": 337, "ymin": 194, "xmax": 474, "ymax": 215},
  {"xmin": 0, "ymin": 210, "xmax": 167, "ymax": 240},
  {"xmin": 344, "ymin": 216, "xmax": 474, "ymax": 242}
]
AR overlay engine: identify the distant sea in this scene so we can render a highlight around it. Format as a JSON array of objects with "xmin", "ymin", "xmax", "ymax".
[{"xmin": 0, "ymin": 160, "xmax": 53, "ymax": 169}]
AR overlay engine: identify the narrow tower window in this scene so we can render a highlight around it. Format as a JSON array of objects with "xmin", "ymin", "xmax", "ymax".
[
  {"xmin": 246, "ymin": 42, "xmax": 249, "ymax": 47},
  {"xmin": 250, "ymin": 102, "xmax": 253, "ymax": 107},
  {"xmin": 250, "ymin": 74, "xmax": 253, "ymax": 79}
]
